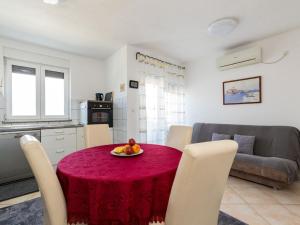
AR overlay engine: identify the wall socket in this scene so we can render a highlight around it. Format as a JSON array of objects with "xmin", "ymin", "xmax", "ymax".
[{"xmin": 120, "ymin": 83, "xmax": 125, "ymax": 92}]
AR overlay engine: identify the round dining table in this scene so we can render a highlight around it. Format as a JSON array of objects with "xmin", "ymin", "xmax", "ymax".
[{"xmin": 56, "ymin": 144, "xmax": 182, "ymax": 225}]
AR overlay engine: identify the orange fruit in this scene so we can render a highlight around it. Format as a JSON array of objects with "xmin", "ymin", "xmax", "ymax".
[{"xmin": 132, "ymin": 144, "xmax": 140, "ymax": 154}]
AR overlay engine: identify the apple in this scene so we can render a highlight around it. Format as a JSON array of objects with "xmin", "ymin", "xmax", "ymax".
[
  {"xmin": 124, "ymin": 146, "xmax": 134, "ymax": 155},
  {"xmin": 128, "ymin": 138, "xmax": 136, "ymax": 146}
]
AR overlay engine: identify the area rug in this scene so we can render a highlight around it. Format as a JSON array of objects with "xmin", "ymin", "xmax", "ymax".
[
  {"xmin": 0, "ymin": 198, "xmax": 247, "ymax": 225},
  {"xmin": 0, "ymin": 178, "xmax": 38, "ymax": 202}
]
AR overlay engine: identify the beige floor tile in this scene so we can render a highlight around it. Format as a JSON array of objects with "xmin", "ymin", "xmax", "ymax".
[
  {"xmin": 222, "ymin": 187, "xmax": 246, "ymax": 204},
  {"xmin": 228, "ymin": 176, "xmax": 256, "ymax": 188},
  {"xmin": 285, "ymin": 205, "xmax": 300, "ymax": 217},
  {"xmin": 253, "ymin": 204, "xmax": 300, "ymax": 225},
  {"xmin": 232, "ymin": 186, "xmax": 278, "ymax": 204},
  {"xmin": 250, "ymin": 183, "xmax": 275, "ymax": 192},
  {"xmin": 227, "ymin": 176, "xmax": 269, "ymax": 189},
  {"xmin": 265, "ymin": 189, "xmax": 300, "ymax": 205},
  {"xmin": 287, "ymin": 181, "xmax": 300, "ymax": 195},
  {"xmin": 0, "ymin": 192, "xmax": 40, "ymax": 206},
  {"xmin": 221, "ymin": 204, "xmax": 270, "ymax": 225}
]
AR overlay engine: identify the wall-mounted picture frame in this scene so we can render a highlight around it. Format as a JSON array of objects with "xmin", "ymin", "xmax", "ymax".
[
  {"xmin": 223, "ymin": 76, "xmax": 262, "ymax": 105},
  {"xmin": 129, "ymin": 80, "xmax": 139, "ymax": 89}
]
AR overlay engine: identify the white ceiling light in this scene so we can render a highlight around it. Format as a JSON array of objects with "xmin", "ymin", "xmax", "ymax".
[
  {"xmin": 208, "ymin": 18, "xmax": 239, "ymax": 36},
  {"xmin": 43, "ymin": 0, "xmax": 60, "ymax": 5}
]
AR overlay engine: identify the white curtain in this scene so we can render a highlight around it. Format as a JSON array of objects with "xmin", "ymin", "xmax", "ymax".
[{"xmin": 137, "ymin": 55, "xmax": 185, "ymax": 144}]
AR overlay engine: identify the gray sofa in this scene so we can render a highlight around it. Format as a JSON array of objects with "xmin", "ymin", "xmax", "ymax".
[{"xmin": 191, "ymin": 123, "xmax": 300, "ymax": 189}]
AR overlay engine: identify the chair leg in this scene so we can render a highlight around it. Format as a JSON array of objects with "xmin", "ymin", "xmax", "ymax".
[{"xmin": 43, "ymin": 212, "xmax": 50, "ymax": 225}]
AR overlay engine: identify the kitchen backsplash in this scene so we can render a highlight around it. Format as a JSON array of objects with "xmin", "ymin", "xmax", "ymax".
[
  {"xmin": 0, "ymin": 96, "xmax": 5, "ymax": 123},
  {"xmin": 70, "ymin": 99, "xmax": 81, "ymax": 125}
]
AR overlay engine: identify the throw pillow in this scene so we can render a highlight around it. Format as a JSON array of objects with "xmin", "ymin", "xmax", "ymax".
[
  {"xmin": 211, "ymin": 133, "xmax": 231, "ymax": 141},
  {"xmin": 234, "ymin": 134, "xmax": 255, "ymax": 155}
]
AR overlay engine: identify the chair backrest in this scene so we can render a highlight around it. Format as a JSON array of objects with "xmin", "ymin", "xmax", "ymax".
[
  {"xmin": 85, "ymin": 124, "xmax": 113, "ymax": 148},
  {"xmin": 165, "ymin": 140, "xmax": 238, "ymax": 225},
  {"xmin": 166, "ymin": 125, "xmax": 193, "ymax": 151},
  {"xmin": 20, "ymin": 135, "xmax": 67, "ymax": 225}
]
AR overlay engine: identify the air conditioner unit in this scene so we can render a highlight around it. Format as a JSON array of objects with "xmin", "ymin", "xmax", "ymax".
[{"xmin": 217, "ymin": 47, "xmax": 262, "ymax": 71}]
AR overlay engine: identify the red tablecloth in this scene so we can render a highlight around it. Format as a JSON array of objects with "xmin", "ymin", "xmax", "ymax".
[{"xmin": 57, "ymin": 144, "xmax": 182, "ymax": 225}]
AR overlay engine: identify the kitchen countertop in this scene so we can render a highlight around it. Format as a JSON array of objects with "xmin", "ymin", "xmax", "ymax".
[{"xmin": 0, "ymin": 124, "xmax": 84, "ymax": 133}]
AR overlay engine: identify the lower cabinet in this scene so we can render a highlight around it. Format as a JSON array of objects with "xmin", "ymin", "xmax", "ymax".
[{"xmin": 41, "ymin": 127, "xmax": 84, "ymax": 166}]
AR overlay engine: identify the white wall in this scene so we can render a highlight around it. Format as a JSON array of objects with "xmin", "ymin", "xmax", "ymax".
[
  {"xmin": 186, "ymin": 28, "xmax": 300, "ymax": 129},
  {"xmin": 104, "ymin": 46, "xmax": 128, "ymax": 143},
  {"xmin": 0, "ymin": 38, "xmax": 106, "ymax": 124},
  {"xmin": 0, "ymin": 38, "xmax": 106, "ymax": 100},
  {"xmin": 103, "ymin": 46, "xmax": 127, "ymax": 94},
  {"xmin": 69, "ymin": 56, "xmax": 105, "ymax": 100}
]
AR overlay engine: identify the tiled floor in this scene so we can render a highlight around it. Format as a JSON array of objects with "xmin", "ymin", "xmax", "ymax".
[
  {"xmin": 0, "ymin": 177, "xmax": 299, "ymax": 225},
  {"xmin": 221, "ymin": 177, "xmax": 300, "ymax": 225}
]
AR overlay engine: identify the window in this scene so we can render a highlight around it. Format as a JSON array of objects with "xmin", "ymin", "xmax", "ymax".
[
  {"xmin": 139, "ymin": 73, "xmax": 185, "ymax": 144},
  {"xmin": 11, "ymin": 65, "xmax": 37, "ymax": 116},
  {"xmin": 6, "ymin": 59, "xmax": 70, "ymax": 121}
]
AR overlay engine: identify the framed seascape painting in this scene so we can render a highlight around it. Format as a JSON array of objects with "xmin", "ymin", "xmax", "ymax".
[{"xmin": 223, "ymin": 76, "xmax": 262, "ymax": 105}]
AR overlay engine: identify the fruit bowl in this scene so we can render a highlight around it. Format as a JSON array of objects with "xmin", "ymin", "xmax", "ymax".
[
  {"xmin": 111, "ymin": 149, "xmax": 144, "ymax": 157},
  {"xmin": 111, "ymin": 138, "xmax": 143, "ymax": 157}
]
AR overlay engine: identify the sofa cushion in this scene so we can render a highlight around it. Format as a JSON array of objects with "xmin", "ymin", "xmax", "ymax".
[
  {"xmin": 211, "ymin": 133, "xmax": 231, "ymax": 141},
  {"xmin": 232, "ymin": 153, "xmax": 298, "ymax": 184},
  {"xmin": 191, "ymin": 123, "xmax": 300, "ymax": 166},
  {"xmin": 234, "ymin": 134, "xmax": 255, "ymax": 155}
]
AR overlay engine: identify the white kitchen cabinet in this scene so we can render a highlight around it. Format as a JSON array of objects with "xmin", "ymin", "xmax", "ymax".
[
  {"xmin": 76, "ymin": 127, "xmax": 85, "ymax": 150},
  {"xmin": 41, "ymin": 128, "xmax": 76, "ymax": 136},
  {"xmin": 41, "ymin": 128, "xmax": 77, "ymax": 166}
]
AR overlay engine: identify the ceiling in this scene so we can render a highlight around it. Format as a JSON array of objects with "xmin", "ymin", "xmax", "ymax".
[{"xmin": 0, "ymin": 0, "xmax": 300, "ymax": 62}]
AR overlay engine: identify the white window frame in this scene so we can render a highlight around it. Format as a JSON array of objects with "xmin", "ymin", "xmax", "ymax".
[
  {"xmin": 41, "ymin": 65, "xmax": 70, "ymax": 120},
  {"xmin": 5, "ymin": 58, "xmax": 70, "ymax": 122},
  {"xmin": 6, "ymin": 59, "xmax": 41, "ymax": 121}
]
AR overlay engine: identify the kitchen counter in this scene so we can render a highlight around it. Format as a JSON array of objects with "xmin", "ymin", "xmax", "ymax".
[{"xmin": 0, "ymin": 124, "xmax": 84, "ymax": 133}]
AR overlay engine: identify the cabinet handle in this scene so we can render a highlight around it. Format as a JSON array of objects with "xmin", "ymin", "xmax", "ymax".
[
  {"xmin": 56, "ymin": 149, "xmax": 65, "ymax": 153},
  {"xmin": 14, "ymin": 134, "xmax": 23, "ymax": 139},
  {"xmin": 91, "ymin": 107, "xmax": 111, "ymax": 110},
  {"xmin": 55, "ymin": 131, "xmax": 64, "ymax": 134},
  {"xmin": 14, "ymin": 134, "xmax": 38, "ymax": 139},
  {"xmin": 56, "ymin": 137, "xmax": 64, "ymax": 140}
]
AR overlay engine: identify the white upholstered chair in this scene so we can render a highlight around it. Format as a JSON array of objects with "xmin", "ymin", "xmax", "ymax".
[
  {"xmin": 151, "ymin": 140, "xmax": 238, "ymax": 225},
  {"xmin": 165, "ymin": 125, "xmax": 193, "ymax": 151},
  {"xmin": 20, "ymin": 135, "xmax": 86, "ymax": 225},
  {"xmin": 85, "ymin": 124, "xmax": 113, "ymax": 148},
  {"xmin": 20, "ymin": 135, "xmax": 67, "ymax": 225}
]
